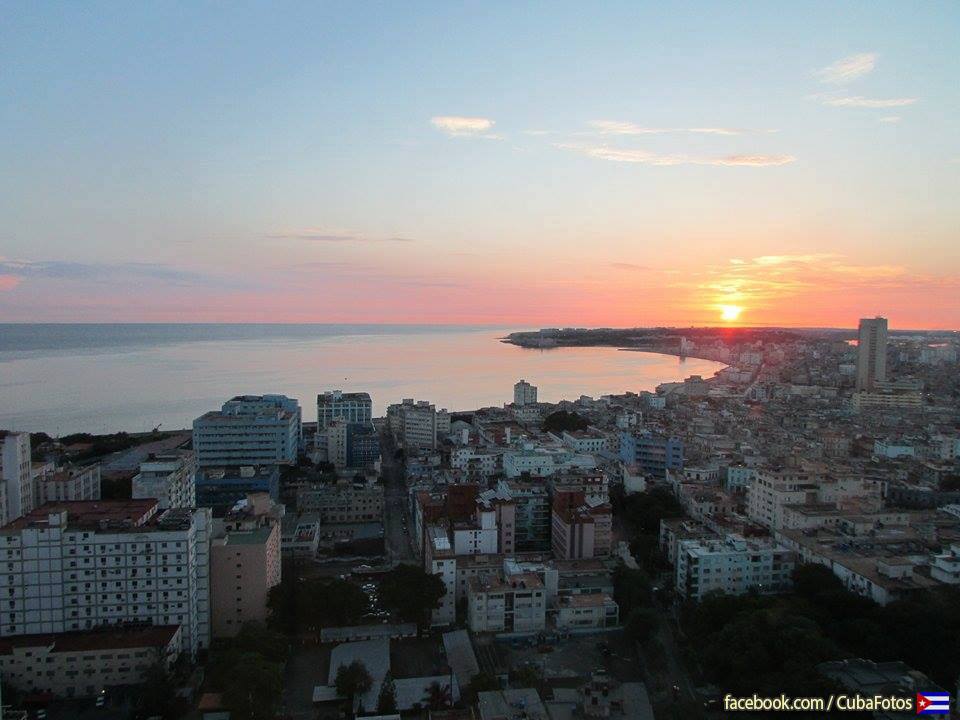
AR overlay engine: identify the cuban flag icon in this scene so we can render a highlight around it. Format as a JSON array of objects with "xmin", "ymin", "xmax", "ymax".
[{"xmin": 916, "ymin": 692, "xmax": 950, "ymax": 715}]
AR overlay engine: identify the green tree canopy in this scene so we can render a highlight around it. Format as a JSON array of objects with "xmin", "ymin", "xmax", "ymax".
[
  {"xmin": 378, "ymin": 563, "xmax": 446, "ymax": 627},
  {"xmin": 542, "ymin": 411, "xmax": 590, "ymax": 433},
  {"xmin": 376, "ymin": 672, "xmax": 397, "ymax": 714},
  {"xmin": 335, "ymin": 660, "xmax": 373, "ymax": 704}
]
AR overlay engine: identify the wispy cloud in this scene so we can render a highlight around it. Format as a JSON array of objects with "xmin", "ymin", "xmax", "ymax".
[
  {"xmin": 815, "ymin": 53, "xmax": 877, "ymax": 84},
  {"xmin": 821, "ymin": 95, "xmax": 917, "ymax": 108},
  {"xmin": 430, "ymin": 115, "xmax": 500, "ymax": 139},
  {"xmin": 266, "ymin": 229, "xmax": 415, "ymax": 243},
  {"xmin": 0, "ymin": 259, "xmax": 207, "ymax": 285},
  {"xmin": 879, "ymin": 116, "xmax": 902, "ymax": 124},
  {"xmin": 589, "ymin": 120, "xmax": 747, "ymax": 136},
  {"xmin": 609, "ymin": 262, "xmax": 649, "ymax": 271},
  {"xmin": 558, "ymin": 143, "xmax": 795, "ymax": 167}
]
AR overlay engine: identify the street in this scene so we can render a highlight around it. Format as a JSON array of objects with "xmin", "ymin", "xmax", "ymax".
[{"xmin": 378, "ymin": 425, "xmax": 416, "ymax": 564}]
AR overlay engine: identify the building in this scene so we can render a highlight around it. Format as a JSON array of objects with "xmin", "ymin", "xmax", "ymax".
[
  {"xmin": 33, "ymin": 464, "xmax": 101, "ymax": 505},
  {"xmin": 0, "ymin": 624, "xmax": 183, "ymax": 699},
  {"xmin": 746, "ymin": 467, "xmax": 818, "ymax": 530},
  {"xmin": 555, "ymin": 593, "xmax": 619, "ymax": 630},
  {"xmin": 675, "ymin": 535, "xmax": 795, "ymax": 602},
  {"xmin": 325, "ymin": 421, "xmax": 381, "ymax": 469},
  {"xmin": 280, "ymin": 513, "xmax": 321, "ymax": 558},
  {"xmin": 0, "ymin": 431, "xmax": 33, "ymax": 526},
  {"xmin": 317, "ymin": 391, "xmax": 373, "ymax": 430},
  {"xmin": 852, "ymin": 379, "xmax": 924, "ymax": 412},
  {"xmin": 193, "ymin": 395, "xmax": 301, "ymax": 467},
  {"xmin": 513, "ymin": 379, "xmax": 538, "ymax": 406},
  {"xmin": 551, "ymin": 490, "xmax": 612, "ymax": 560},
  {"xmin": 545, "ymin": 674, "xmax": 654, "ymax": 720},
  {"xmin": 467, "ymin": 572, "xmax": 546, "ymax": 634},
  {"xmin": 478, "ymin": 689, "xmax": 548, "ymax": 720},
  {"xmin": 499, "ymin": 481, "xmax": 551, "ymax": 552},
  {"xmin": 296, "ymin": 482, "xmax": 384, "ymax": 524},
  {"xmin": 387, "ymin": 399, "xmax": 451, "ymax": 451},
  {"xmin": 195, "ymin": 465, "xmax": 280, "ymax": 511},
  {"xmin": 0, "ymin": 500, "xmax": 211, "ymax": 657},
  {"xmin": 210, "ymin": 515, "xmax": 281, "ymax": 638},
  {"xmin": 133, "ymin": 451, "xmax": 196, "ymax": 509},
  {"xmin": 855, "ymin": 317, "xmax": 888, "ymax": 391},
  {"xmin": 619, "ymin": 432, "xmax": 683, "ymax": 478},
  {"xmin": 931, "ymin": 544, "xmax": 960, "ymax": 585},
  {"xmin": 425, "ymin": 528, "xmax": 457, "ymax": 626}
]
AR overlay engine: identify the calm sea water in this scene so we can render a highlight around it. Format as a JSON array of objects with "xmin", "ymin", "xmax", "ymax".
[{"xmin": 0, "ymin": 324, "xmax": 724, "ymax": 435}]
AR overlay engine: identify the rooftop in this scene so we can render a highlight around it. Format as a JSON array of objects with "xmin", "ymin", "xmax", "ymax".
[{"xmin": 0, "ymin": 625, "xmax": 180, "ymax": 655}]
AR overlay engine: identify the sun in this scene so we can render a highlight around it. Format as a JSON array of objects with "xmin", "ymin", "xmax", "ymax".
[{"xmin": 719, "ymin": 304, "xmax": 744, "ymax": 322}]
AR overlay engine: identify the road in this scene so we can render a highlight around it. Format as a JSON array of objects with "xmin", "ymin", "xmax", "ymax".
[{"xmin": 378, "ymin": 426, "xmax": 416, "ymax": 564}]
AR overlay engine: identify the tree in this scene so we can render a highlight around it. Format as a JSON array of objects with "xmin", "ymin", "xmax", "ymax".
[
  {"xmin": 422, "ymin": 681, "xmax": 453, "ymax": 711},
  {"xmin": 378, "ymin": 563, "xmax": 446, "ymax": 627},
  {"xmin": 335, "ymin": 660, "xmax": 373, "ymax": 707},
  {"xmin": 376, "ymin": 672, "xmax": 397, "ymax": 714},
  {"xmin": 542, "ymin": 411, "xmax": 590, "ymax": 433},
  {"xmin": 135, "ymin": 660, "xmax": 178, "ymax": 720},
  {"xmin": 612, "ymin": 564, "xmax": 652, "ymax": 617},
  {"xmin": 267, "ymin": 576, "xmax": 367, "ymax": 634},
  {"xmin": 221, "ymin": 652, "xmax": 284, "ymax": 720},
  {"xmin": 508, "ymin": 664, "xmax": 542, "ymax": 690},
  {"xmin": 625, "ymin": 607, "xmax": 659, "ymax": 647}
]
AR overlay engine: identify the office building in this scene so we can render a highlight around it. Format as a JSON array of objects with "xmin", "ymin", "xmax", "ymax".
[
  {"xmin": 0, "ymin": 500, "xmax": 211, "ymax": 657},
  {"xmin": 387, "ymin": 399, "xmax": 450, "ymax": 451},
  {"xmin": 193, "ymin": 395, "xmax": 300, "ymax": 467},
  {"xmin": 856, "ymin": 317, "xmax": 888, "ymax": 391},
  {"xmin": 513, "ymin": 379, "xmax": 538, "ymax": 406},
  {"xmin": 317, "ymin": 391, "xmax": 373, "ymax": 430},
  {"xmin": 195, "ymin": 464, "xmax": 280, "ymax": 511},
  {"xmin": 133, "ymin": 450, "xmax": 196, "ymax": 509},
  {"xmin": 0, "ymin": 431, "xmax": 33, "ymax": 527}
]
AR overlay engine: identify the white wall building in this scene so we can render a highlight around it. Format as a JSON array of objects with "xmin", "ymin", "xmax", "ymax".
[
  {"xmin": 0, "ymin": 431, "xmax": 33, "ymax": 527},
  {"xmin": 33, "ymin": 464, "xmax": 101, "ymax": 505},
  {"xmin": 675, "ymin": 535, "xmax": 795, "ymax": 602},
  {"xmin": 467, "ymin": 572, "xmax": 546, "ymax": 634},
  {"xmin": 133, "ymin": 451, "xmax": 196, "ymax": 509},
  {"xmin": 0, "ymin": 500, "xmax": 211, "ymax": 657},
  {"xmin": 317, "ymin": 391, "xmax": 372, "ymax": 430},
  {"xmin": 387, "ymin": 399, "xmax": 450, "ymax": 451},
  {"xmin": 193, "ymin": 396, "xmax": 300, "ymax": 467},
  {"xmin": 513, "ymin": 380, "xmax": 537, "ymax": 406}
]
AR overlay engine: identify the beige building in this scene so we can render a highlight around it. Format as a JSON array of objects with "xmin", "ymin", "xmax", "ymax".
[
  {"xmin": 387, "ymin": 399, "xmax": 451, "ymax": 450},
  {"xmin": 555, "ymin": 593, "xmax": 619, "ymax": 630},
  {"xmin": 210, "ymin": 497, "xmax": 282, "ymax": 638},
  {"xmin": 0, "ymin": 431, "xmax": 33, "ymax": 526},
  {"xmin": 855, "ymin": 317, "xmax": 888, "ymax": 391},
  {"xmin": 296, "ymin": 481, "xmax": 384, "ymax": 523},
  {"xmin": 33, "ymin": 463, "xmax": 101, "ymax": 505},
  {"xmin": 467, "ymin": 572, "xmax": 546, "ymax": 634},
  {"xmin": 0, "ymin": 625, "xmax": 182, "ymax": 699}
]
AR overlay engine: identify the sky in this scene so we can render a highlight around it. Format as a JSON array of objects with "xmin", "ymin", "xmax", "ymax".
[{"xmin": 1, "ymin": 2, "xmax": 959, "ymax": 329}]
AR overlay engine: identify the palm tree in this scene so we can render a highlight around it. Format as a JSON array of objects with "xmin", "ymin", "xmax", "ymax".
[{"xmin": 423, "ymin": 681, "xmax": 452, "ymax": 711}]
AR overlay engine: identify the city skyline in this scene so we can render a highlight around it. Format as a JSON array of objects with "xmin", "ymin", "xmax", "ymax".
[{"xmin": 2, "ymin": 3, "xmax": 959, "ymax": 328}]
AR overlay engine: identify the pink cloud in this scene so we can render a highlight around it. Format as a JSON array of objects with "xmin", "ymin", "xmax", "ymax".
[{"xmin": 0, "ymin": 275, "xmax": 21, "ymax": 291}]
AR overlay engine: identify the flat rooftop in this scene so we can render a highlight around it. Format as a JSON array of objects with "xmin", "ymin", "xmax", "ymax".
[
  {"xmin": 3, "ymin": 499, "xmax": 159, "ymax": 531},
  {"xmin": 0, "ymin": 625, "xmax": 179, "ymax": 654}
]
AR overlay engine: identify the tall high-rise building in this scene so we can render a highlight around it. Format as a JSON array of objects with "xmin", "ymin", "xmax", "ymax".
[
  {"xmin": 193, "ymin": 395, "xmax": 301, "ymax": 467},
  {"xmin": 856, "ymin": 317, "xmax": 888, "ymax": 391},
  {"xmin": 317, "ymin": 391, "xmax": 372, "ymax": 430},
  {"xmin": 0, "ymin": 431, "xmax": 33, "ymax": 526},
  {"xmin": 513, "ymin": 379, "xmax": 538, "ymax": 406},
  {"xmin": 133, "ymin": 450, "xmax": 197, "ymax": 509}
]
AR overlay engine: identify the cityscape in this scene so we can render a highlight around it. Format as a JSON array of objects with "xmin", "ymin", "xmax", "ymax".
[
  {"xmin": 2, "ymin": 2, "xmax": 960, "ymax": 720},
  {"xmin": 1, "ymin": 317, "xmax": 959, "ymax": 719}
]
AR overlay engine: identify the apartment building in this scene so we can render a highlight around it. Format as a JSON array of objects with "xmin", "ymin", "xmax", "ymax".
[
  {"xmin": 746, "ymin": 467, "xmax": 819, "ymax": 529},
  {"xmin": 0, "ymin": 431, "xmax": 33, "ymax": 527},
  {"xmin": 0, "ymin": 500, "xmax": 211, "ymax": 657},
  {"xmin": 467, "ymin": 572, "xmax": 546, "ymax": 634},
  {"xmin": 0, "ymin": 624, "xmax": 183, "ymax": 699},
  {"xmin": 425, "ymin": 527, "xmax": 457, "ymax": 627},
  {"xmin": 296, "ymin": 482, "xmax": 384, "ymax": 524},
  {"xmin": 132, "ymin": 451, "xmax": 196, "ymax": 509},
  {"xmin": 502, "ymin": 444, "xmax": 596, "ymax": 479},
  {"xmin": 555, "ymin": 593, "xmax": 619, "ymax": 630},
  {"xmin": 193, "ymin": 395, "xmax": 301, "ymax": 467},
  {"xmin": 675, "ymin": 534, "xmax": 795, "ymax": 602},
  {"xmin": 317, "ymin": 390, "xmax": 373, "ymax": 430},
  {"xmin": 619, "ymin": 431, "xmax": 684, "ymax": 478},
  {"xmin": 498, "ymin": 481, "xmax": 551, "ymax": 552},
  {"xmin": 210, "ymin": 514, "xmax": 281, "ymax": 638},
  {"xmin": 513, "ymin": 379, "xmax": 538, "ymax": 406},
  {"xmin": 324, "ymin": 420, "xmax": 380, "ymax": 469},
  {"xmin": 33, "ymin": 463, "xmax": 101, "ymax": 505},
  {"xmin": 450, "ymin": 446, "xmax": 501, "ymax": 479},
  {"xmin": 560, "ymin": 430, "xmax": 608, "ymax": 454},
  {"xmin": 551, "ymin": 490, "xmax": 612, "ymax": 560},
  {"xmin": 388, "ymin": 399, "xmax": 451, "ymax": 451}
]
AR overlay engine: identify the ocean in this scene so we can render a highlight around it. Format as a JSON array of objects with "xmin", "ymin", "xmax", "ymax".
[{"xmin": 0, "ymin": 324, "xmax": 725, "ymax": 435}]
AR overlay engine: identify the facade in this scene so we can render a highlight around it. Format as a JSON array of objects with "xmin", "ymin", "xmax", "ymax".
[
  {"xmin": 195, "ymin": 465, "xmax": 280, "ymax": 510},
  {"xmin": 619, "ymin": 432, "xmax": 684, "ymax": 478},
  {"xmin": 210, "ymin": 522, "xmax": 281, "ymax": 638},
  {"xmin": 133, "ymin": 451, "xmax": 196, "ymax": 509},
  {"xmin": 33, "ymin": 464, "xmax": 101, "ymax": 505},
  {"xmin": 296, "ymin": 482, "xmax": 384, "ymax": 523},
  {"xmin": 675, "ymin": 535, "xmax": 795, "ymax": 602},
  {"xmin": 746, "ymin": 467, "xmax": 818, "ymax": 530},
  {"xmin": 551, "ymin": 495, "xmax": 612, "ymax": 561},
  {"xmin": 0, "ymin": 624, "xmax": 183, "ymax": 699},
  {"xmin": 317, "ymin": 390, "xmax": 373, "ymax": 430},
  {"xmin": 930, "ymin": 544, "xmax": 960, "ymax": 585},
  {"xmin": 855, "ymin": 317, "xmax": 888, "ymax": 391},
  {"xmin": 280, "ymin": 513, "xmax": 321, "ymax": 558},
  {"xmin": 425, "ymin": 528, "xmax": 457, "ymax": 626},
  {"xmin": 388, "ymin": 399, "xmax": 451, "ymax": 451},
  {"xmin": 499, "ymin": 481, "xmax": 551, "ymax": 552},
  {"xmin": 555, "ymin": 593, "xmax": 619, "ymax": 630},
  {"xmin": 0, "ymin": 431, "xmax": 33, "ymax": 527},
  {"xmin": 193, "ymin": 395, "xmax": 301, "ymax": 467},
  {"xmin": 0, "ymin": 500, "xmax": 211, "ymax": 657},
  {"xmin": 326, "ymin": 421, "xmax": 381, "ymax": 469},
  {"xmin": 513, "ymin": 379, "xmax": 538, "ymax": 406},
  {"xmin": 467, "ymin": 572, "xmax": 546, "ymax": 634}
]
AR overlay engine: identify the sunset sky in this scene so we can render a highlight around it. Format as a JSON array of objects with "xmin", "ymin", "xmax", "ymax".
[{"xmin": 2, "ymin": 2, "xmax": 959, "ymax": 328}]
